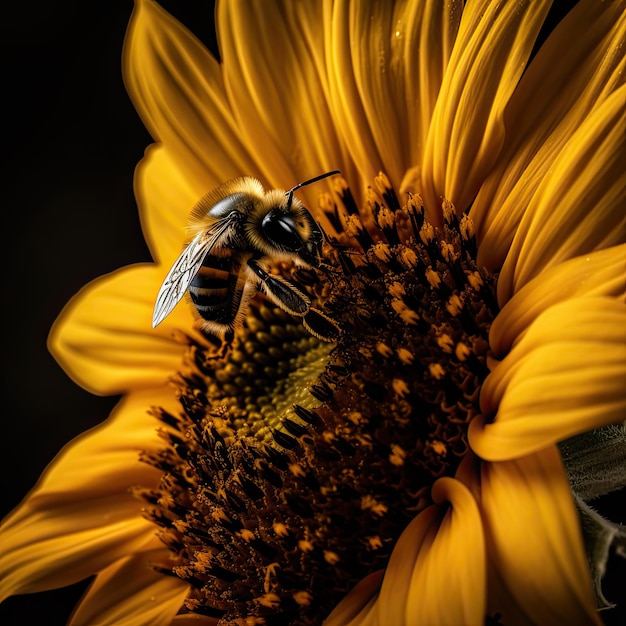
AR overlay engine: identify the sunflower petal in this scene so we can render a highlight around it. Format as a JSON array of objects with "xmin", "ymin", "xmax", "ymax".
[
  {"xmin": 479, "ymin": 447, "xmax": 600, "ymax": 624},
  {"xmin": 489, "ymin": 245, "xmax": 626, "ymax": 357},
  {"xmin": 473, "ymin": 0, "xmax": 626, "ymax": 268},
  {"xmin": 123, "ymin": 0, "xmax": 257, "ymax": 194},
  {"xmin": 0, "ymin": 390, "xmax": 168, "ymax": 600},
  {"xmin": 497, "ymin": 85, "xmax": 626, "ymax": 303},
  {"xmin": 134, "ymin": 144, "xmax": 202, "ymax": 266},
  {"xmin": 48, "ymin": 264, "xmax": 204, "ymax": 396},
  {"xmin": 421, "ymin": 0, "xmax": 552, "ymax": 216},
  {"xmin": 325, "ymin": 478, "xmax": 485, "ymax": 625},
  {"xmin": 325, "ymin": 0, "xmax": 462, "ymax": 197},
  {"xmin": 217, "ymin": 0, "xmax": 349, "ymax": 206},
  {"xmin": 471, "ymin": 297, "xmax": 626, "ymax": 460},
  {"xmin": 69, "ymin": 548, "xmax": 188, "ymax": 626}
]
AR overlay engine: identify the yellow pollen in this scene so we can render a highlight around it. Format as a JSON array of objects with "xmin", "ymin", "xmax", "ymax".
[
  {"xmin": 368, "ymin": 536, "xmax": 384, "ymax": 550},
  {"xmin": 375, "ymin": 171, "xmax": 392, "ymax": 193},
  {"xmin": 440, "ymin": 241, "xmax": 456, "ymax": 262},
  {"xmin": 441, "ymin": 198, "xmax": 456, "ymax": 222},
  {"xmin": 392, "ymin": 378, "xmax": 410, "ymax": 397},
  {"xmin": 289, "ymin": 463, "xmax": 307, "ymax": 478},
  {"xmin": 256, "ymin": 593, "xmax": 281, "ymax": 609},
  {"xmin": 273, "ymin": 523, "xmax": 289, "ymax": 537},
  {"xmin": 425, "ymin": 268, "xmax": 441, "ymax": 288},
  {"xmin": 377, "ymin": 207, "xmax": 395, "ymax": 229},
  {"xmin": 298, "ymin": 540, "xmax": 314, "ymax": 552},
  {"xmin": 373, "ymin": 241, "xmax": 392, "ymax": 261},
  {"xmin": 429, "ymin": 363, "xmax": 446, "ymax": 379},
  {"xmin": 376, "ymin": 341, "xmax": 394, "ymax": 357},
  {"xmin": 467, "ymin": 270, "xmax": 484, "ymax": 290},
  {"xmin": 391, "ymin": 298, "xmax": 420, "ymax": 325},
  {"xmin": 420, "ymin": 222, "xmax": 435, "ymax": 245},
  {"xmin": 366, "ymin": 186, "xmax": 382, "ymax": 206},
  {"xmin": 348, "ymin": 411, "xmax": 364, "ymax": 425},
  {"xmin": 389, "ymin": 444, "xmax": 407, "ymax": 466},
  {"xmin": 429, "ymin": 440, "xmax": 447, "ymax": 456},
  {"xmin": 460, "ymin": 213, "xmax": 474, "ymax": 239},
  {"xmin": 361, "ymin": 495, "xmax": 388, "ymax": 516},
  {"xmin": 455, "ymin": 341, "xmax": 471, "ymax": 361},
  {"xmin": 293, "ymin": 591, "xmax": 313, "ymax": 606},
  {"xmin": 436, "ymin": 333, "xmax": 455, "ymax": 353},
  {"xmin": 398, "ymin": 247, "xmax": 419, "ymax": 269},
  {"xmin": 446, "ymin": 294, "xmax": 464, "ymax": 316},
  {"xmin": 396, "ymin": 347, "xmax": 414, "ymax": 364},
  {"xmin": 388, "ymin": 281, "xmax": 406, "ymax": 298},
  {"xmin": 324, "ymin": 550, "xmax": 341, "ymax": 565},
  {"xmin": 239, "ymin": 528, "xmax": 255, "ymax": 542},
  {"xmin": 344, "ymin": 214, "xmax": 364, "ymax": 238}
]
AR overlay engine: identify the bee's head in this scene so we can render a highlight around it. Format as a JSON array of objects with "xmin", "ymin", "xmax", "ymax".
[{"xmin": 260, "ymin": 202, "xmax": 323, "ymax": 267}]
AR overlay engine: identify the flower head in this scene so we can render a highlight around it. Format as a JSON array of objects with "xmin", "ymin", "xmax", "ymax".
[{"xmin": 2, "ymin": 0, "xmax": 625, "ymax": 625}]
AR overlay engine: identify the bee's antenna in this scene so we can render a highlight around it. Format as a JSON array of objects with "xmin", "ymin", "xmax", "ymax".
[{"xmin": 285, "ymin": 169, "xmax": 341, "ymax": 209}]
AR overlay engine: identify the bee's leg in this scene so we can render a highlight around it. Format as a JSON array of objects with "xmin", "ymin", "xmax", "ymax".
[
  {"xmin": 303, "ymin": 308, "xmax": 341, "ymax": 342},
  {"xmin": 247, "ymin": 258, "xmax": 310, "ymax": 316}
]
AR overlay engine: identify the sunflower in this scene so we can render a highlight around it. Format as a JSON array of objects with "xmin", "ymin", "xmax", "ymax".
[{"xmin": 2, "ymin": 0, "xmax": 625, "ymax": 624}]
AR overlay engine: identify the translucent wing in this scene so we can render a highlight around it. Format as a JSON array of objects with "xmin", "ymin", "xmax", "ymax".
[{"xmin": 152, "ymin": 217, "xmax": 236, "ymax": 327}]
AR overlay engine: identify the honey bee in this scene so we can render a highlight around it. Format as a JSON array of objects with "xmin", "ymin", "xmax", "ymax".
[{"xmin": 152, "ymin": 171, "xmax": 341, "ymax": 343}]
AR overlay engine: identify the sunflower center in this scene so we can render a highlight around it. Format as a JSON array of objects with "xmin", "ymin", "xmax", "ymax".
[{"xmin": 138, "ymin": 175, "xmax": 498, "ymax": 624}]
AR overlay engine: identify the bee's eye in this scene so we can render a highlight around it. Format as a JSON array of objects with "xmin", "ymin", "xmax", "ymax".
[{"xmin": 262, "ymin": 211, "xmax": 303, "ymax": 250}]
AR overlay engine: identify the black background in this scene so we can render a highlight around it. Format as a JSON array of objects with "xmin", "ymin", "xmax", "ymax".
[{"xmin": 1, "ymin": 2, "xmax": 623, "ymax": 625}]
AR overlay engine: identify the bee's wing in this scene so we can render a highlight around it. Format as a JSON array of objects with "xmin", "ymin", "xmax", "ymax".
[{"xmin": 152, "ymin": 217, "xmax": 235, "ymax": 328}]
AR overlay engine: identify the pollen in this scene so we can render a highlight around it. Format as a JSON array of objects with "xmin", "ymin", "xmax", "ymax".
[{"xmin": 138, "ymin": 173, "xmax": 498, "ymax": 625}]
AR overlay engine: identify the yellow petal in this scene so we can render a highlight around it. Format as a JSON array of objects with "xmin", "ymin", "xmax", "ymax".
[
  {"xmin": 325, "ymin": 478, "xmax": 485, "ymax": 625},
  {"xmin": 421, "ymin": 0, "xmax": 552, "ymax": 216},
  {"xmin": 323, "ymin": 572, "xmax": 383, "ymax": 626},
  {"xmin": 489, "ymin": 245, "xmax": 626, "ymax": 357},
  {"xmin": 479, "ymin": 447, "xmax": 600, "ymax": 624},
  {"xmin": 69, "ymin": 548, "xmax": 188, "ymax": 626},
  {"xmin": 497, "ymin": 84, "xmax": 626, "ymax": 303},
  {"xmin": 123, "ymin": 0, "xmax": 258, "ymax": 194},
  {"xmin": 217, "ymin": 0, "xmax": 349, "ymax": 208},
  {"xmin": 0, "ymin": 389, "xmax": 170, "ymax": 599},
  {"xmin": 134, "ymin": 144, "xmax": 203, "ymax": 266},
  {"xmin": 48, "ymin": 264, "xmax": 204, "ymax": 396},
  {"xmin": 473, "ymin": 0, "xmax": 626, "ymax": 269},
  {"xmin": 325, "ymin": 0, "xmax": 462, "ymax": 197},
  {"xmin": 471, "ymin": 297, "xmax": 626, "ymax": 460}
]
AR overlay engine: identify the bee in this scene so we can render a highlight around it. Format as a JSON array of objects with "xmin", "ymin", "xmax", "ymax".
[{"xmin": 152, "ymin": 170, "xmax": 341, "ymax": 343}]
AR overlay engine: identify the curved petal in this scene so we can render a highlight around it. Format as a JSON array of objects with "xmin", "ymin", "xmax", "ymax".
[
  {"xmin": 479, "ymin": 447, "xmax": 600, "ymax": 624},
  {"xmin": 217, "ymin": 0, "xmax": 350, "ymax": 208},
  {"xmin": 0, "ymin": 389, "xmax": 171, "ymax": 600},
  {"xmin": 489, "ymin": 245, "xmax": 626, "ymax": 357},
  {"xmin": 420, "ymin": 0, "xmax": 552, "ymax": 216},
  {"xmin": 49, "ymin": 264, "xmax": 205, "ymax": 396},
  {"xmin": 325, "ymin": 0, "xmax": 462, "ymax": 198},
  {"xmin": 123, "ymin": 0, "xmax": 258, "ymax": 195},
  {"xmin": 69, "ymin": 548, "xmax": 188, "ymax": 626},
  {"xmin": 497, "ymin": 85, "xmax": 626, "ymax": 304},
  {"xmin": 325, "ymin": 478, "xmax": 485, "ymax": 625},
  {"xmin": 473, "ymin": 0, "xmax": 626, "ymax": 266},
  {"xmin": 323, "ymin": 572, "xmax": 382, "ymax": 626},
  {"xmin": 471, "ymin": 297, "xmax": 626, "ymax": 460}
]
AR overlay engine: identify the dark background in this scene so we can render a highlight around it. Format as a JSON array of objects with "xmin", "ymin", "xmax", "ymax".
[
  {"xmin": 1, "ymin": 2, "xmax": 623, "ymax": 625},
  {"xmin": 1, "ymin": 2, "xmax": 216, "ymax": 624}
]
